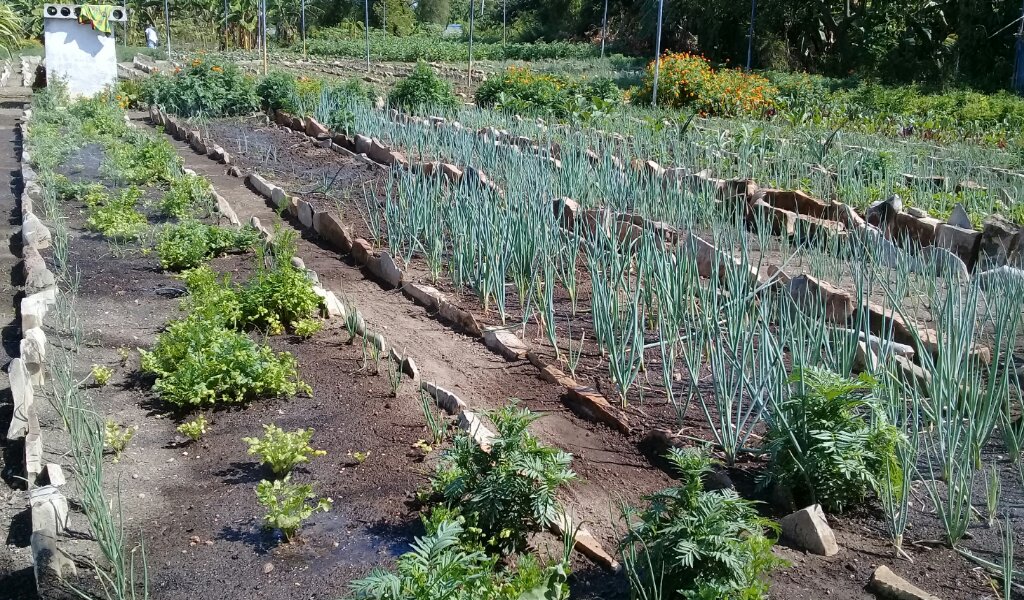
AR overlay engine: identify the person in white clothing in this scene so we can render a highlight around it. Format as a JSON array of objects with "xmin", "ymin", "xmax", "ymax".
[{"xmin": 145, "ymin": 24, "xmax": 158, "ymax": 48}]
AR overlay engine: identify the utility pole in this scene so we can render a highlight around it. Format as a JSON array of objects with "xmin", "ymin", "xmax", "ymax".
[
  {"xmin": 468, "ymin": 0, "xmax": 476, "ymax": 85},
  {"xmin": 745, "ymin": 0, "xmax": 757, "ymax": 71},
  {"xmin": 163, "ymin": 0, "xmax": 171, "ymax": 57},
  {"xmin": 651, "ymin": 0, "xmax": 664, "ymax": 106},
  {"xmin": 600, "ymin": 0, "xmax": 609, "ymax": 59},
  {"xmin": 364, "ymin": 0, "xmax": 371, "ymax": 72}
]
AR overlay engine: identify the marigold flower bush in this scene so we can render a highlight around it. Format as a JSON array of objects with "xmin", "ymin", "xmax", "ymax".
[
  {"xmin": 475, "ymin": 66, "xmax": 622, "ymax": 118},
  {"xmin": 636, "ymin": 52, "xmax": 779, "ymax": 117}
]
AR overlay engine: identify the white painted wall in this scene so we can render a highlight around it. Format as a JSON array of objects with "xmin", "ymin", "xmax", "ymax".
[{"xmin": 43, "ymin": 18, "xmax": 117, "ymax": 97}]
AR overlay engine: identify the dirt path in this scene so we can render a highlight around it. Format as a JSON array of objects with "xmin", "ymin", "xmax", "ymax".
[{"xmin": 143, "ymin": 116, "xmax": 674, "ymax": 564}]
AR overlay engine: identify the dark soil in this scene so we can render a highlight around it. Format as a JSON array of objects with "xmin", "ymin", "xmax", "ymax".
[{"xmin": 141, "ymin": 115, "xmax": 1010, "ymax": 600}]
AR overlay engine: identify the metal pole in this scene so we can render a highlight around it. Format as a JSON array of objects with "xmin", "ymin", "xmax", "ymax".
[
  {"xmin": 468, "ymin": 0, "xmax": 475, "ymax": 84},
  {"xmin": 223, "ymin": 0, "xmax": 228, "ymax": 50},
  {"xmin": 745, "ymin": 0, "xmax": 757, "ymax": 71},
  {"xmin": 600, "ymin": 0, "xmax": 609, "ymax": 58},
  {"xmin": 163, "ymin": 0, "xmax": 171, "ymax": 57},
  {"xmin": 502, "ymin": 0, "xmax": 506, "ymax": 47},
  {"xmin": 301, "ymin": 0, "xmax": 306, "ymax": 59},
  {"xmin": 364, "ymin": 0, "xmax": 371, "ymax": 72},
  {"xmin": 651, "ymin": 0, "xmax": 663, "ymax": 107},
  {"xmin": 261, "ymin": 0, "xmax": 268, "ymax": 74},
  {"xmin": 382, "ymin": 0, "xmax": 386, "ymax": 35}
]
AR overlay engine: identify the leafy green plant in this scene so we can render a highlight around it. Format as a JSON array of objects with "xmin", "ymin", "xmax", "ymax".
[
  {"xmin": 388, "ymin": 62, "xmax": 459, "ymax": 113},
  {"xmin": 156, "ymin": 221, "xmax": 260, "ymax": 271},
  {"xmin": 349, "ymin": 513, "xmax": 570, "ymax": 600},
  {"xmin": 177, "ymin": 415, "xmax": 208, "ymax": 442},
  {"xmin": 86, "ymin": 186, "xmax": 148, "ymax": 240},
  {"xmin": 244, "ymin": 424, "xmax": 326, "ymax": 476},
  {"xmin": 142, "ymin": 59, "xmax": 259, "ymax": 118},
  {"xmin": 160, "ymin": 173, "xmax": 213, "ymax": 219},
  {"xmin": 619, "ymin": 447, "xmax": 785, "ymax": 600},
  {"xmin": 257, "ymin": 70, "xmax": 298, "ymax": 111},
  {"xmin": 90, "ymin": 364, "xmax": 113, "ymax": 386},
  {"xmin": 102, "ymin": 129, "xmax": 180, "ymax": 185},
  {"xmin": 764, "ymin": 367, "xmax": 903, "ymax": 512},
  {"xmin": 103, "ymin": 420, "xmax": 136, "ymax": 462},
  {"xmin": 292, "ymin": 318, "xmax": 322, "ymax": 339},
  {"xmin": 255, "ymin": 476, "xmax": 332, "ymax": 542},
  {"xmin": 475, "ymin": 67, "xmax": 622, "ymax": 118},
  {"xmin": 140, "ymin": 314, "xmax": 308, "ymax": 408},
  {"xmin": 238, "ymin": 233, "xmax": 322, "ymax": 334},
  {"xmin": 349, "ymin": 450, "xmax": 370, "ymax": 465},
  {"xmin": 431, "ymin": 403, "xmax": 575, "ymax": 554}
]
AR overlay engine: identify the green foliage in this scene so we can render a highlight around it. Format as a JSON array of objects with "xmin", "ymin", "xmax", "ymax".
[
  {"xmin": 307, "ymin": 31, "xmax": 597, "ymax": 62},
  {"xmin": 620, "ymin": 447, "xmax": 785, "ymax": 600},
  {"xmin": 90, "ymin": 365, "xmax": 113, "ymax": 386},
  {"xmin": 764, "ymin": 367, "xmax": 904, "ymax": 513},
  {"xmin": 103, "ymin": 420, "xmax": 136, "ymax": 462},
  {"xmin": 387, "ymin": 62, "xmax": 459, "ymax": 113},
  {"xmin": 156, "ymin": 221, "xmax": 260, "ymax": 271},
  {"xmin": 257, "ymin": 70, "xmax": 298, "ymax": 111},
  {"xmin": 176, "ymin": 415, "xmax": 208, "ymax": 442},
  {"xmin": 238, "ymin": 234, "xmax": 323, "ymax": 334},
  {"xmin": 102, "ymin": 129, "xmax": 181, "ymax": 185},
  {"xmin": 475, "ymin": 67, "xmax": 622, "ymax": 118},
  {"xmin": 416, "ymin": 0, "xmax": 450, "ymax": 25},
  {"xmin": 85, "ymin": 186, "xmax": 148, "ymax": 240},
  {"xmin": 292, "ymin": 318, "xmax": 322, "ymax": 339},
  {"xmin": 140, "ymin": 313, "xmax": 307, "ymax": 408},
  {"xmin": 255, "ymin": 476, "xmax": 332, "ymax": 542},
  {"xmin": 349, "ymin": 514, "xmax": 570, "ymax": 600},
  {"xmin": 142, "ymin": 59, "xmax": 259, "ymax": 118},
  {"xmin": 431, "ymin": 403, "xmax": 575, "ymax": 554},
  {"xmin": 160, "ymin": 173, "xmax": 213, "ymax": 219},
  {"xmin": 244, "ymin": 424, "xmax": 326, "ymax": 476},
  {"xmin": 373, "ymin": 0, "xmax": 415, "ymax": 36}
]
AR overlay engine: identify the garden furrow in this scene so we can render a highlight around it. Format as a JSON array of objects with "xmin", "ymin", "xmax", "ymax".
[{"xmin": 142, "ymin": 115, "xmax": 674, "ymax": 563}]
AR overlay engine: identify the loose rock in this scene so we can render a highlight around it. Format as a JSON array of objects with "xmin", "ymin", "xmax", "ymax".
[{"xmin": 779, "ymin": 504, "xmax": 839, "ymax": 556}]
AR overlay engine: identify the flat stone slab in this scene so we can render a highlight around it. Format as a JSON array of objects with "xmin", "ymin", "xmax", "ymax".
[
  {"xmin": 564, "ymin": 386, "xmax": 630, "ymax": 434},
  {"xmin": 6, "ymin": 358, "xmax": 33, "ymax": 440},
  {"xmin": 868, "ymin": 565, "xmax": 940, "ymax": 600},
  {"xmin": 483, "ymin": 327, "xmax": 528, "ymax": 361}
]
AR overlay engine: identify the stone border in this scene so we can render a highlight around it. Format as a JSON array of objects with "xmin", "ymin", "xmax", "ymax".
[{"xmin": 14, "ymin": 113, "xmax": 78, "ymax": 589}]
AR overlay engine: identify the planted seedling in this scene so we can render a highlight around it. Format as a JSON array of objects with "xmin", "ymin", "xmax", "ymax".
[
  {"xmin": 244, "ymin": 424, "xmax": 326, "ymax": 476},
  {"xmin": 177, "ymin": 415, "xmax": 208, "ymax": 443},
  {"xmin": 255, "ymin": 476, "xmax": 332, "ymax": 542},
  {"xmin": 103, "ymin": 420, "xmax": 136, "ymax": 462},
  {"xmin": 292, "ymin": 318, "xmax": 322, "ymax": 339},
  {"xmin": 90, "ymin": 364, "xmax": 113, "ymax": 386},
  {"xmin": 349, "ymin": 450, "xmax": 370, "ymax": 465}
]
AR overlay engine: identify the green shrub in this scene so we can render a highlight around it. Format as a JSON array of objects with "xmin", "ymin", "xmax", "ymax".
[
  {"xmin": 142, "ymin": 59, "xmax": 259, "ymax": 118},
  {"xmin": 349, "ymin": 513, "xmax": 570, "ymax": 600},
  {"xmin": 139, "ymin": 314, "xmax": 308, "ymax": 408},
  {"xmin": 431, "ymin": 403, "xmax": 575, "ymax": 554},
  {"xmin": 243, "ymin": 424, "xmax": 326, "ymax": 476},
  {"xmin": 475, "ymin": 66, "xmax": 622, "ymax": 118},
  {"xmin": 156, "ymin": 221, "xmax": 260, "ymax": 271},
  {"xmin": 619, "ymin": 447, "xmax": 785, "ymax": 600},
  {"xmin": 160, "ymin": 173, "xmax": 213, "ymax": 219},
  {"xmin": 388, "ymin": 62, "xmax": 459, "ymax": 113},
  {"xmin": 257, "ymin": 70, "xmax": 298, "ymax": 112},
  {"xmin": 256, "ymin": 476, "xmax": 332, "ymax": 542},
  {"xmin": 85, "ymin": 186, "xmax": 148, "ymax": 240},
  {"xmin": 764, "ymin": 367, "xmax": 903, "ymax": 513}
]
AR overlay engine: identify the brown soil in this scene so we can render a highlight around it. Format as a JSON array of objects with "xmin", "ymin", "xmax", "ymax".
[{"xmin": 145, "ymin": 115, "xmax": 1011, "ymax": 599}]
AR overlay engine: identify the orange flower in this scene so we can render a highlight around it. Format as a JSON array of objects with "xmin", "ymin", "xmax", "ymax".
[{"xmin": 211, "ymin": 65, "xmax": 223, "ymax": 72}]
